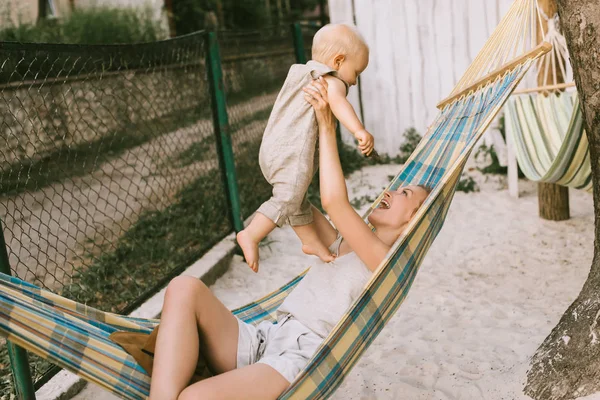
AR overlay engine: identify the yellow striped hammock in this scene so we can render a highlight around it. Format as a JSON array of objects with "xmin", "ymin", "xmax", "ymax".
[
  {"xmin": 0, "ymin": 1, "xmax": 551, "ymax": 399},
  {"xmin": 504, "ymin": 3, "xmax": 592, "ymax": 191}
]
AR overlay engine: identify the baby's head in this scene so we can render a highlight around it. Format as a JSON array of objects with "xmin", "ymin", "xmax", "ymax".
[{"xmin": 312, "ymin": 23, "xmax": 369, "ymax": 86}]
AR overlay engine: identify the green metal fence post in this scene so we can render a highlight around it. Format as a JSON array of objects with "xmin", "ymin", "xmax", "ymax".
[
  {"xmin": 0, "ymin": 219, "xmax": 36, "ymax": 400},
  {"xmin": 291, "ymin": 23, "xmax": 307, "ymax": 64},
  {"xmin": 205, "ymin": 32, "xmax": 244, "ymax": 233}
]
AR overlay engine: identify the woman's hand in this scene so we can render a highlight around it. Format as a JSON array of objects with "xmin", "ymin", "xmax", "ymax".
[{"xmin": 303, "ymin": 77, "xmax": 335, "ymax": 133}]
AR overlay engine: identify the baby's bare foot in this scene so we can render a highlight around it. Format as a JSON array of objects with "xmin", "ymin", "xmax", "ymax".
[
  {"xmin": 237, "ymin": 230, "xmax": 259, "ymax": 273},
  {"xmin": 302, "ymin": 243, "xmax": 335, "ymax": 263}
]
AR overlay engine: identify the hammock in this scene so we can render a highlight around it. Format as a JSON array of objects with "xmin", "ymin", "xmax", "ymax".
[
  {"xmin": 0, "ymin": 1, "xmax": 550, "ymax": 399},
  {"xmin": 505, "ymin": 91, "xmax": 592, "ymax": 191},
  {"xmin": 504, "ymin": 5, "xmax": 592, "ymax": 191}
]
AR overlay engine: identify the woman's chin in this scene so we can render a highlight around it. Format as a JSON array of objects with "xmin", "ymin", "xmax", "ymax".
[{"xmin": 368, "ymin": 211, "xmax": 383, "ymax": 226}]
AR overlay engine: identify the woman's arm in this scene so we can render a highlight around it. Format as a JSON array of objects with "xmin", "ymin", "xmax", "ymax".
[{"xmin": 304, "ymin": 79, "xmax": 389, "ymax": 271}]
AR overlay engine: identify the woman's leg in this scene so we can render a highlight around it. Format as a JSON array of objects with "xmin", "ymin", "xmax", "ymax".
[
  {"xmin": 149, "ymin": 276, "xmax": 240, "ymax": 400},
  {"xmin": 178, "ymin": 363, "xmax": 290, "ymax": 400},
  {"xmin": 310, "ymin": 205, "xmax": 338, "ymax": 248}
]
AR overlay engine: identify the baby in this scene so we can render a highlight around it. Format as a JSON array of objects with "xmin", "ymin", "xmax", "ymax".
[{"xmin": 237, "ymin": 23, "xmax": 374, "ymax": 272}]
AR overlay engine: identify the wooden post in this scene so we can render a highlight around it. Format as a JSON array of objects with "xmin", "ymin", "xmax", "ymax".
[
  {"xmin": 275, "ymin": 0, "xmax": 283, "ymax": 23},
  {"xmin": 163, "ymin": 0, "xmax": 176, "ymax": 37},
  {"xmin": 536, "ymin": 0, "xmax": 569, "ymax": 221},
  {"xmin": 215, "ymin": 0, "xmax": 225, "ymax": 28},
  {"xmin": 265, "ymin": 0, "xmax": 272, "ymax": 25},
  {"xmin": 319, "ymin": 0, "xmax": 328, "ymax": 26},
  {"xmin": 507, "ymin": 131, "xmax": 519, "ymax": 198},
  {"xmin": 38, "ymin": 0, "xmax": 48, "ymax": 21}
]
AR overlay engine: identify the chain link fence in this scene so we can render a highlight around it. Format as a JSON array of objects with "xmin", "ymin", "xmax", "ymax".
[{"xmin": 0, "ymin": 24, "xmax": 322, "ymax": 397}]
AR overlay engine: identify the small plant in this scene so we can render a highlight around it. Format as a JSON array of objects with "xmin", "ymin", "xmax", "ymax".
[
  {"xmin": 456, "ymin": 174, "xmax": 479, "ymax": 193},
  {"xmin": 475, "ymin": 143, "xmax": 507, "ymax": 175}
]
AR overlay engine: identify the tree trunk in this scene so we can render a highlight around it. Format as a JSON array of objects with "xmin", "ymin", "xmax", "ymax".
[
  {"xmin": 525, "ymin": 0, "xmax": 600, "ymax": 399},
  {"xmin": 537, "ymin": 0, "xmax": 570, "ymax": 221}
]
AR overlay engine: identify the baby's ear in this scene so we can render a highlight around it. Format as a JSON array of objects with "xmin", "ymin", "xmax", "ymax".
[{"xmin": 333, "ymin": 54, "xmax": 345, "ymax": 68}]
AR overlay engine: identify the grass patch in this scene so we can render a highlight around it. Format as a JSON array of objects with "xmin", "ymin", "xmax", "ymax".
[
  {"xmin": 0, "ymin": 7, "xmax": 166, "ymax": 44},
  {"xmin": 174, "ymin": 138, "xmax": 215, "ymax": 168}
]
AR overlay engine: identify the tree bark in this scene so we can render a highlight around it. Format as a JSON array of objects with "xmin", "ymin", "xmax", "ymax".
[
  {"xmin": 537, "ymin": 0, "xmax": 570, "ymax": 221},
  {"xmin": 525, "ymin": 0, "xmax": 600, "ymax": 399}
]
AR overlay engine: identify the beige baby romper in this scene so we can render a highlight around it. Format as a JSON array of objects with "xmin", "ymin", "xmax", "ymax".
[{"xmin": 257, "ymin": 60, "xmax": 348, "ymax": 227}]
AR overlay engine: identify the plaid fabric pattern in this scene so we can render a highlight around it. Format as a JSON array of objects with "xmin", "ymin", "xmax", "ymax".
[{"xmin": 504, "ymin": 91, "xmax": 592, "ymax": 191}]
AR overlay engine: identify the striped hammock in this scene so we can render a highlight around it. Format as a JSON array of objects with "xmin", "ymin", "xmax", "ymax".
[
  {"xmin": 0, "ymin": 1, "xmax": 550, "ymax": 399},
  {"xmin": 504, "ymin": 91, "xmax": 592, "ymax": 191}
]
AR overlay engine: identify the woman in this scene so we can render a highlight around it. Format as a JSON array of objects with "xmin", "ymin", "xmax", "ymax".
[{"xmin": 149, "ymin": 77, "xmax": 430, "ymax": 400}]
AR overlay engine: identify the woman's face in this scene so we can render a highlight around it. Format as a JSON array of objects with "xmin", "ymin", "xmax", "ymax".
[{"xmin": 368, "ymin": 185, "xmax": 430, "ymax": 231}]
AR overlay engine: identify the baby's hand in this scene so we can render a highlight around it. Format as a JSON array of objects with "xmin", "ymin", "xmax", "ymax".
[{"xmin": 355, "ymin": 129, "xmax": 374, "ymax": 155}]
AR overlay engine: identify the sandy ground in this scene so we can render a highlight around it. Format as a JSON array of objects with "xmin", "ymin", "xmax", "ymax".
[{"xmin": 74, "ymin": 161, "xmax": 596, "ymax": 400}]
